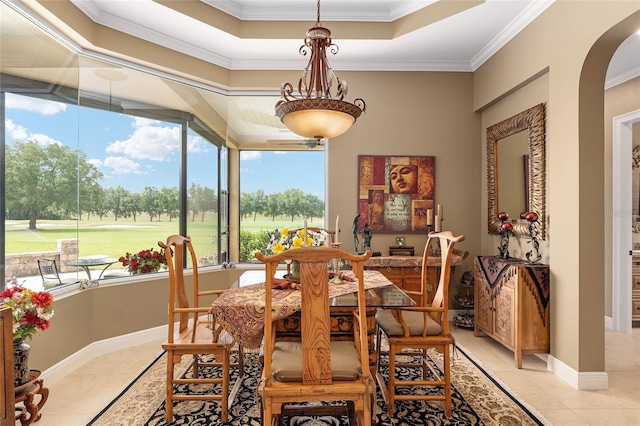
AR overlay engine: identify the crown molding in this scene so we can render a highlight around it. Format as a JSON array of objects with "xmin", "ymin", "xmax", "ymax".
[{"xmin": 204, "ymin": 0, "xmax": 433, "ymax": 22}]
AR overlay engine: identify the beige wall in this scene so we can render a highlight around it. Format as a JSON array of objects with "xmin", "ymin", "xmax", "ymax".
[
  {"xmin": 18, "ymin": 0, "xmax": 640, "ymax": 380},
  {"xmin": 325, "ymin": 71, "xmax": 481, "ymax": 266},
  {"xmin": 28, "ymin": 269, "xmax": 248, "ymax": 370},
  {"xmin": 475, "ymin": 2, "xmax": 640, "ymax": 373}
]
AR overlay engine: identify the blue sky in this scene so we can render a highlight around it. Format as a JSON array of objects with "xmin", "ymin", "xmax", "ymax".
[{"xmin": 5, "ymin": 93, "xmax": 325, "ymax": 197}]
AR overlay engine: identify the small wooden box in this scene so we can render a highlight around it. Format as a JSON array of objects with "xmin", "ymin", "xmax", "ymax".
[{"xmin": 389, "ymin": 246, "xmax": 415, "ymax": 256}]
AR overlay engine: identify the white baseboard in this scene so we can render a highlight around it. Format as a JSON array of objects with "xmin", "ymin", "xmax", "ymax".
[
  {"xmin": 547, "ymin": 354, "xmax": 609, "ymax": 390},
  {"xmin": 40, "ymin": 325, "xmax": 167, "ymax": 385},
  {"xmin": 604, "ymin": 315, "xmax": 613, "ymax": 330},
  {"xmin": 449, "ymin": 309, "xmax": 610, "ymax": 390}
]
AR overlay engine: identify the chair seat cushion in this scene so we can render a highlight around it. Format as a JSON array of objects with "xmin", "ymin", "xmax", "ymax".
[
  {"xmin": 271, "ymin": 341, "xmax": 362, "ymax": 382},
  {"xmin": 376, "ymin": 308, "xmax": 442, "ymax": 337}
]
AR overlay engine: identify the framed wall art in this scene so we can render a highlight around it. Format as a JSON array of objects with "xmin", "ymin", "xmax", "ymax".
[{"xmin": 357, "ymin": 155, "xmax": 436, "ymax": 233}]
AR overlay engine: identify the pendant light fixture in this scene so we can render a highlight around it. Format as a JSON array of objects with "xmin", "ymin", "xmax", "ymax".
[{"xmin": 275, "ymin": 0, "xmax": 366, "ymax": 141}]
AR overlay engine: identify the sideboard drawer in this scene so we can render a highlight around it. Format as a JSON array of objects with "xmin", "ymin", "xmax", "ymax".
[{"xmin": 633, "ymin": 297, "xmax": 640, "ymax": 321}]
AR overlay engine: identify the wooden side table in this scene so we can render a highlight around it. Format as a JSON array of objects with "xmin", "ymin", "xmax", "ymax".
[{"xmin": 15, "ymin": 372, "xmax": 49, "ymax": 426}]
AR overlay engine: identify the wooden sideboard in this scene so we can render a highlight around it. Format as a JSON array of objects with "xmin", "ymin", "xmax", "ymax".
[
  {"xmin": 633, "ymin": 254, "xmax": 640, "ymax": 325},
  {"xmin": 364, "ymin": 254, "xmax": 465, "ymax": 305},
  {"xmin": 473, "ymin": 256, "xmax": 550, "ymax": 368}
]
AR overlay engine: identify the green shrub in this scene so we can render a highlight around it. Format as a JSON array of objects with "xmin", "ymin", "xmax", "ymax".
[{"xmin": 239, "ymin": 229, "xmax": 271, "ymax": 262}]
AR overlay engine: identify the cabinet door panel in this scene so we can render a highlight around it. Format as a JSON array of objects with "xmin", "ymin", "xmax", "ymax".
[
  {"xmin": 493, "ymin": 283, "xmax": 515, "ymax": 347},
  {"xmin": 475, "ymin": 281, "xmax": 492, "ymax": 333}
]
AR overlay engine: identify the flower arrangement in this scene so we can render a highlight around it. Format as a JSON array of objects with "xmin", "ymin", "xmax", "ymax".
[
  {"xmin": 119, "ymin": 248, "xmax": 168, "ymax": 274},
  {"xmin": 265, "ymin": 227, "xmax": 328, "ymax": 255},
  {"xmin": 198, "ymin": 253, "xmax": 218, "ymax": 266},
  {"xmin": 0, "ymin": 286, "xmax": 54, "ymax": 344}
]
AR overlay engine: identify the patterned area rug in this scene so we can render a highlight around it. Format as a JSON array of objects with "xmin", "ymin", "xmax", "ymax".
[{"xmin": 88, "ymin": 345, "xmax": 546, "ymax": 425}]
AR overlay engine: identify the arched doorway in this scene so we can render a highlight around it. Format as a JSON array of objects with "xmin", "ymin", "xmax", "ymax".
[{"xmin": 576, "ymin": 10, "xmax": 640, "ymax": 383}]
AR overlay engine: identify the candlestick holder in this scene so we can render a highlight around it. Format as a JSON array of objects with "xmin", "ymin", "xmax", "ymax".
[
  {"xmin": 330, "ymin": 242, "xmax": 345, "ymax": 284},
  {"xmin": 497, "ymin": 212, "xmax": 512, "ymax": 259},
  {"xmin": 523, "ymin": 211, "xmax": 542, "ymax": 263}
]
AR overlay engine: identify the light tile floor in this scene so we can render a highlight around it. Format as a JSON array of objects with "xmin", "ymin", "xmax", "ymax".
[{"xmin": 27, "ymin": 326, "xmax": 640, "ymax": 425}]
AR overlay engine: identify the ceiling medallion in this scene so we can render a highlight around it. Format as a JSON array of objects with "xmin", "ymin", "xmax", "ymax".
[{"xmin": 275, "ymin": 0, "xmax": 366, "ymax": 141}]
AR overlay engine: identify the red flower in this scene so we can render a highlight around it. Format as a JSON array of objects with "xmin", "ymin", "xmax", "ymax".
[
  {"xmin": 0, "ymin": 286, "xmax": 20, "ymax": 298},
  {"xmin": 501, "ymin": 221, "xmax": 513, "ymax": 231},
  {"xmin": 120, "ymin": 248, "xmax": 167, "ymax": 274},
  {"xmin": 31, "ymin": 291, "xmax": 53, "ymax": 307},
  {"xmin": 1, "ymin": 286, "xmax": 55, "ymax": 343}
]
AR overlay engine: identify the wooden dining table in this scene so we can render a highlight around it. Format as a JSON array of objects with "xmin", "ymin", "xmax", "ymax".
[{"xmin": 210, "ymin": 269, "xmax": 415, "ymax": 353}]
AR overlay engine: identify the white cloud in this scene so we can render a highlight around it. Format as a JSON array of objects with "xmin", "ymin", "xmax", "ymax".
[
  {"xmin": 240, "ymin": 151, "xmax": 262, "ymax": 161},
  {"xmin": 29, "ymin": 133, "xmax": 63, "ymax": 146},
  {"xmin": 88, "ymin": 158, "xmax": 103, "ymax": 168},
  {"xmin": 5, "ymin": 119, "xmax": 28, "ymax": 141},
  {"xmin": 103, "ymin": 156, "xmax": 143, "ymax": 174},
  {"xmin": 5, "ymin": 119, "xmax": 63, "ymax": 146},
  {"xmin": 106, "ymin": 118, "xmax": 180, "ymax": 161},
  {"xmin": 187, "ymin": 134, "xmax": 209, "ymax": 154},
  {"xmin": 6, "ymin": 94, "xmax": 66, "ymax": 115}
]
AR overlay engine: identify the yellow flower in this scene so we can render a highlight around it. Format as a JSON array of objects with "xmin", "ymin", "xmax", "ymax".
[
  {"xmin": 280, "ymin": 228, "xmax": 289, "ymax": 237},
  {"xmin": 273, "ymin": 242, "xmax": 285, "ymax": 253},
  {"xmin": 291, "ymin": 237, "xmax": 303, "ymax": 248}
]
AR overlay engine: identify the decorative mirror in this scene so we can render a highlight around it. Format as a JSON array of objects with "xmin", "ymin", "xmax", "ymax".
[{"xmin": 487, "ymin": 103, "xmax": 546, "ymax": 239}]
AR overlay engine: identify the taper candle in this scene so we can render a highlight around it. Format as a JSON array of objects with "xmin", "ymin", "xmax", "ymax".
[
  {"xmin": 303, "ymin": 219, "xmax": 308, "ymax": 246},
  {"xmin": 434, "ymin": 214, "xmax": 441, "ymax": 232},
  {"xmin": 426, "ymin": 209, "xmax": 433, "ymax": 225},
  {"xmin": 437, "ymin": 204, "xmax": 443, "ymax": 219},
  {"xmin": 335, "ymin": 215, "xmax": 340, "ymax": 244}
]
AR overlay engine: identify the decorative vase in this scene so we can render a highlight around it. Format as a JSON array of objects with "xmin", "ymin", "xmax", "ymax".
[
  {"xmin": 290, "ymin": 260, "xmax": 301, "ymax": 282},
  {"xmin": 13, "ymin": 341, "xmax": 31, "ymax": 387}
]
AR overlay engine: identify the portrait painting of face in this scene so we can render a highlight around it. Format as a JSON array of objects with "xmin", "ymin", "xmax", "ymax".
[
  {"xmin": 389, "ymin": 164, "xmax": 418, "ymax": 194},
  {"xmin": 358, "ymin": 155, "xmax": 435, "ymax": 233}
]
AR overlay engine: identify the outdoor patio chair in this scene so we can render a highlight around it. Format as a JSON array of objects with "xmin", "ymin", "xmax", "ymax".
[{"xmin": 37, "ymin": 258, "xmax": 81, "ymax": 289}]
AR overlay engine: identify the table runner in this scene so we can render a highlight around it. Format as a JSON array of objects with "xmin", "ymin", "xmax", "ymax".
[
  {"xmin": 475, "ymin": 256, "xmax": 550, "ymax": 319},
  {"xmin": 211, "ymin": 270, "xmax": 391, "ymax": 349}
]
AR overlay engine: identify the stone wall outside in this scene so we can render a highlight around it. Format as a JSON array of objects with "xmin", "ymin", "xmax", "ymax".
[{"xmin": 5, "ymin": 239, "xmax": 79, "ymax": 279}]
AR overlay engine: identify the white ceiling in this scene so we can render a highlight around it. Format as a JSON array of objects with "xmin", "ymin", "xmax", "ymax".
[
  {"xmin": 60, "ymin": 0, "xmax": 640, "ymax": 148},
  {"xmin": 69, "ymin": 0, "xmax": 639, "ymax": 77},
  {"xmin": 7, "ymin": 0, "xmax": 640, "ymax": 148}
]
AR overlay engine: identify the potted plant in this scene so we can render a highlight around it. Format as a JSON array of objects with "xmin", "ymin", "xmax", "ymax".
[
  {"xmin": 0, "ymin": 286, "xmax": 54, "ymax": 386},
  {"xmin": 119, "ymin": 248, "xmax": 168, "ymax": 274}
]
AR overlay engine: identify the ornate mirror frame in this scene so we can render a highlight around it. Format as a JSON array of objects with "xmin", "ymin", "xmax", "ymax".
[{"xmin": 487, "ymin": 103, "xmax": 546, "ymax": 239}]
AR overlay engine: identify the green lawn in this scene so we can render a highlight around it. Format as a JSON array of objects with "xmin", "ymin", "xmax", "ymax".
[{"xmin": 5, "ymin": 215, "xmax": 324, "ymax": 260}]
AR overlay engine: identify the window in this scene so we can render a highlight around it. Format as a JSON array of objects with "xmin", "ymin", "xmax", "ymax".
[
  {"xmin": 1, "ymin": 3, "xmax": 227, "ymax": 291},
  {"xmin": 239, "ymin": 150, "xmax": 325, "ymax": 262}
]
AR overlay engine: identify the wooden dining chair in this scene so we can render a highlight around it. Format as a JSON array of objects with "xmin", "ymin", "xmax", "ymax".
[
  {"xmin": 159, "ymin": 235, "xmax": 243, "ymax": 423},
  {"xmin": 255, "ymin": 247, "xmax": 374, "ymax": 426},
  {"xmin": 375, "ymin": 231, "xmax": 465, "ymax": 417}
]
